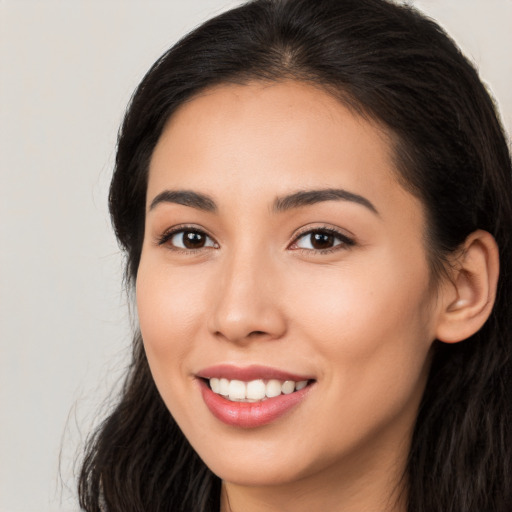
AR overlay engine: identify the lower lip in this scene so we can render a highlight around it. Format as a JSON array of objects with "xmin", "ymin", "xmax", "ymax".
[{"xmin": 198, "ymin": 379, "xmax": 313, "ymax": 428}]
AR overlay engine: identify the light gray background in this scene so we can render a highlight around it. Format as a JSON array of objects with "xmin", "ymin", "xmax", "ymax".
[{"xmin": 1, "ymin": 1, "xmax": 510, "ymax": 511}]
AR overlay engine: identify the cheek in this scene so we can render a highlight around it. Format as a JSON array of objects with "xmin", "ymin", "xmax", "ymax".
[
  {"xmin": 136, "ymin": 259, "xmax": 208, "ymax": 376},
  {"xmin": 288, "ymin": 252, "xmax": 434, "ymax": 393},
  {"xmin": 288, "ymin": 267, "xmax": 433, "ymax": 454}
]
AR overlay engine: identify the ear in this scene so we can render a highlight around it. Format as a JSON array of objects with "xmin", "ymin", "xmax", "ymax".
[{"xmin": 435, "ymin": 230, "xmax": 499, "ymax": 344}]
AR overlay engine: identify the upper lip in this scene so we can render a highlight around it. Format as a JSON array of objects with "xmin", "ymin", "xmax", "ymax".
[{"xmin": 196, "ymin": 364, "xmax": 314, "ymax": 382}]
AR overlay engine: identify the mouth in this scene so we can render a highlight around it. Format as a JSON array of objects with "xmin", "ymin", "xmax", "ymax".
[
  {"xmin": 203, "ymin": 377, "xmax": 310, "ymax": 402},
  {"xmin": 196, "ymin": 365, "xmax": 315, "ymax": 428}
]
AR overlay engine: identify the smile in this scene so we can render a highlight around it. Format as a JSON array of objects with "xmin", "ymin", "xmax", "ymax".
[
  {"xmin": 209, "ymin": 378, "xmax": 309, "ymax": 402},
  {"xmin": 196, "ymin": 365, "xmax": 315, "ymax": 427}
]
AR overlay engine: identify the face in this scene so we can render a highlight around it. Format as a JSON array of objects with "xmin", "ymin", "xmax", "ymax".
[{"xmin": 136, "ymin": 81, "xmax": 441, "ymax": 490}]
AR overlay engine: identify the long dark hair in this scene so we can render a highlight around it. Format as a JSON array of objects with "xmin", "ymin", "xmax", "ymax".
[{"xmin": 79, "ymin": 0, "xmax": 512, "ymax": 510}]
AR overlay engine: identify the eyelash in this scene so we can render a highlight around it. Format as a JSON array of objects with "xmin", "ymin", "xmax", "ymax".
[
  {"xmin": 289, "ymin": 226, "xmax": 355, "ymax": 254},
  {"xmin": 156, "ymin": 225, "xmax": 218, "ymax": 253},
  {"xmin": 156, "ymin": 225, "xmax": 355, "ymax": 255}
]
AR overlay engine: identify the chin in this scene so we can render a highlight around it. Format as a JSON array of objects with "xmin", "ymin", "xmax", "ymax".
[{"xmin": 208, "ymin": 457, "xmax": 307, "ymax": 487}]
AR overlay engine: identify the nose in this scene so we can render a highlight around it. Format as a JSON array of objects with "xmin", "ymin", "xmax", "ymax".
[{"xmin": 207, "ymin": 249, "xmax": 287, "ymax": 345}]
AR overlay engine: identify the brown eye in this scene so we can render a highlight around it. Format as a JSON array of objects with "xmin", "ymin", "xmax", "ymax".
[
  {"xmin": 310, "ymin": 232, "xmax": 335, "ymax": 249},
  {"xmin": 293, "ymin": 229, "xmax": 354, "ymax": 252},
  {"xmin": 182, "ymin": 231, "xmax": 207, "ymax": 249},
  {"xmin": 164, "ymin": 229, "xmax": 217, "ymax": 250}
]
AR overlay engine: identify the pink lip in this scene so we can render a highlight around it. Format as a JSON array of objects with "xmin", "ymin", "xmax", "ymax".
[
  {"xmin": 196, "ymin": 364, "xmax": 313, "ymax": 382},
  {"xmin": 196, "ymin": 365, "xmax": 315, "ymax": 428}
]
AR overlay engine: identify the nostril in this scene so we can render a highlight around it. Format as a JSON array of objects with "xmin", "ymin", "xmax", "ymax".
[{"xmin": 249, "ymin": 330, "xmax": 267, "ymax": 337}]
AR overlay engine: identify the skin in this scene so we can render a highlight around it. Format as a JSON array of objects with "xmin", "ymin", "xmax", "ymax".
[{"xmin": 136, "ymin": 81, "xmax": 450, "ymax": 512}]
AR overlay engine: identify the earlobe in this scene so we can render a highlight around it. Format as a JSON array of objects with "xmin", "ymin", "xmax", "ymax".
[{"xmin": 435, "ymin": 230, "xmax": 499, "ymax": 344}]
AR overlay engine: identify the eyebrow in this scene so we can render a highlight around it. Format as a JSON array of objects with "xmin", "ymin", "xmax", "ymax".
[
  {"xmin": 148, "ymin": 187, "xmax": 378, "ymax": 215},
  {"xmin": 149, "ymin": 190, "xmax": 217, "ymax": 212},
  {"xmin": 273, "ymin": 188, "xmax": 378, "ymax": 215}
]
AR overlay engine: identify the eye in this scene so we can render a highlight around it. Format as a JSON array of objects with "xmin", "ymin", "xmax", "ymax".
[
  {"xmin": 291, "ymin": 228, "xmax": 354, "ymax": 252},
  {"xmin": 159, "ymin": 228, "xmax": 218, "ymax": 250}
]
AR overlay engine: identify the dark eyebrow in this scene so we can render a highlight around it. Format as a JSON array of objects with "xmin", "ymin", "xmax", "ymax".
[
  {"xmin": 273, "ymin": 188, "xmax": 378, "ymax": 215},
  {"xmin": 149, "ymin": 190, "xmax": 217, "ymax": 212}
]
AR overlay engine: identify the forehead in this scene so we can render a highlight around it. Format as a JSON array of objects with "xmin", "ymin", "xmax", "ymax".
[{"xmin": 147, "ymin": 80, "xmax": 418, "ymax": 222}]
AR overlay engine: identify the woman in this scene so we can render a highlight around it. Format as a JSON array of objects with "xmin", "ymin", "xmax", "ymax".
[{"xmin": 79, "ymin": 0, "xmax": 512, "ymax": 510}]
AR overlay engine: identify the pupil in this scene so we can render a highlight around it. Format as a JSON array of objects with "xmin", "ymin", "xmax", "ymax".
[
  {"xmin": 183, "ymin": 231, "xmax": 205, "ymax": 249},
  {"xmin": 312, "ymin": 232, "xmax": 333, "ymax": 249}
]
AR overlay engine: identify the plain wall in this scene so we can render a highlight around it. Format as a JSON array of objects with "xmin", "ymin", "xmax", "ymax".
[{"xmin": 1, "ymin": 1, "xmax": 510, "ymax": 511}]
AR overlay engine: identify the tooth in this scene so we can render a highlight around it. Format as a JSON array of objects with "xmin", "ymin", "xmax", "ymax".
[
  {"xmin": 210, "ymin": 377, "xmax": 309, "ymax": 400},
  {"xmin": 228, "ymin": 379, "xmax": 246, "ymax": 400},
  {"xmin": 219, "ymin": 378, "xmax": 229, "ymax": 396},
  {"xmin": 295, "ymin": 380, "xmax": 308, "ymax": 391},
  {"xmin": 246, "ymin": 379, "xmax": 266, "ymax": 400},
  {"xmin": 281, "ymin": 380, "xmax": 295, "ymax": 394},
  {"xmin": 210, "ymin": 377, "xmax": 220, "ymax": 393},
  {"xmin": 266, "ymin": 379, "xmax": 282, "ymax": 398}
]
